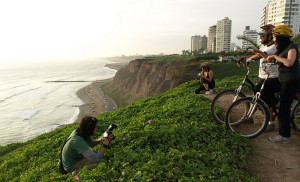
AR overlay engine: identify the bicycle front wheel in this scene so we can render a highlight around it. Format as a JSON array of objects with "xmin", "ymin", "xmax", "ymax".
[
  {"xmin": 291, "ymin": 100, "xmax": 300, "ymax": 131},
  {"xmin": 225, "ymin": 97, "xmax": 270, "ymax": 138},
  {"xmin": 210, "ymin": 89, "xmax": 246, "ymax": 125}
]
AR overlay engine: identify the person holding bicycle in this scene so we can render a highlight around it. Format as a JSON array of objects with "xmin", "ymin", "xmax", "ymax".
[
  {"xmin": 266, "ymin": 25, "xmax": 300, "ymax": 143},
  {"xmin": 195, "ymin": 62, "xmax": 215, "ymax": 95},
  {"xmin": 238, "ymin": 24, "xmax": 279, "ymax": 131}
]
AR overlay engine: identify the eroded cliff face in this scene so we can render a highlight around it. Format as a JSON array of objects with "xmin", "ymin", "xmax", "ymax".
[{"xmin": 106, "ymin": 59, "xmax": 200, "ymax": 103}]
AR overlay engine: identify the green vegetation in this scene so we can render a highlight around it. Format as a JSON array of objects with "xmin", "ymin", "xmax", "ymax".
[
  {"xmin": 291, "ymin": 34, "xmax": 300, "ymax": 47},
  {"xmin": 101, "ymin": 84, "xmax": 129, "ymax": 107},
  {"xmin": 236, "ymin": 35, "xmax": 259, "ymax": 49},
  {"xmin": 0, "ymin": 73, "xmax": 257, "ymax": 181},
  {"xmin": 211, "ymin": 61, "xmax": 259, "ymax": 80}
]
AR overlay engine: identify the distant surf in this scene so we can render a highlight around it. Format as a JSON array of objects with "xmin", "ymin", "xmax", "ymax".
[{"xmin": 0, "ymin": 59, "xmax": 117, "ymax": 146}]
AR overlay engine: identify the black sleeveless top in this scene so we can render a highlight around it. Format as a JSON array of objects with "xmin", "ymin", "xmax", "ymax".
[
  {"xmin": 277, "ymin": 43, "xmax": 300, "ymax": 82},
  {"xmin": 205, "ymin": 71, "xmax": 215, "ymax": 84}
]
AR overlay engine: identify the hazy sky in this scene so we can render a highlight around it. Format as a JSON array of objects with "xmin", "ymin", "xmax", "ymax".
[{"xmin": 0, "ymin": 0, "xmax": 269, "ymax": 62}]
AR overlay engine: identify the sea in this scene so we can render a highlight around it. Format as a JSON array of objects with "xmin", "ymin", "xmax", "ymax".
[{"xmin": 0, "ymin": 59, "xmax": 117, "ymax": 146}]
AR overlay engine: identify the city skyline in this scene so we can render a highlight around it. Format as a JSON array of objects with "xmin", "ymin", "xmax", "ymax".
[{"xmin": 0, "ymin": 0, "xmax": 270, "ymax": 62}]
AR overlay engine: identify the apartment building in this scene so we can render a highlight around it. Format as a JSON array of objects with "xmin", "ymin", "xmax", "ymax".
[
  {"xmin": 208, "ymin": 25, "xmax": 217, "ymax": 52},
  {"xmin": 191, "ymin": 35, "xmax": 207, "ymax": 52},
  {"xmin": 216, "ymin": 17, "xmax": 232, "ymax": 52},
  {"xmin": 242, "ymin": 26, "xmax": 258, "ymax": 50},
  {"xmin": 261, "ymin": 0, "xmax": 300, "ymax": 35}
]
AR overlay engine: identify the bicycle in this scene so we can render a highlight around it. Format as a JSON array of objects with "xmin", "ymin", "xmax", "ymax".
[
  {"xmin": 224, "ymin": 63, "xmax": 300, "ymax": 138},
  {"xmin": 291, "ymin": 91, "xmax": 300, "ymax": 131},
  {"xmin": 210, "ymin": 60, "xmax": 256, "ymax": 124}
]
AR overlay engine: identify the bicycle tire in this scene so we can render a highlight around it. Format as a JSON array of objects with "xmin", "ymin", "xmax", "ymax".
[
  {"xmin": 210, "ymin": 89, "xmax": 246, "ymax": 125},
  {"xmin": 291, "ymin": 100, "xmax": 300, "ymax": 131},
  {"xmin": 225, "ymin": 97, "xmax": 270, "ymax": 138}
]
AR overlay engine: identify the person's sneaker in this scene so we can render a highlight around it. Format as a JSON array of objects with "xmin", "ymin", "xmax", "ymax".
[
  {"xmin": 205, "ymin": 90, "xmax": 211, "ymax": 95},
  {"xmin": 264, "ymin": 123, "xmax": 275, "ymax": 133},
  {"xmin": 205, "ymin": 89, "xmax": 213, "ymax": 95},
  {"xmin": 269, "ymin": 135, "xmax": 289, "ymax": 144}
]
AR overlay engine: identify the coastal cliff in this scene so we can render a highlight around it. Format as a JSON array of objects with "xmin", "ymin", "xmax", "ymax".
[{"xmin": 105, "ymin": 58, "xmax": 201, "ymax": 103}]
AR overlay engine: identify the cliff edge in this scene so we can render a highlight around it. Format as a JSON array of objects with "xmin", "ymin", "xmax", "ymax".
[{"xmin": 105, "ymin": 58, "xmax": 201, "ymax": 103}]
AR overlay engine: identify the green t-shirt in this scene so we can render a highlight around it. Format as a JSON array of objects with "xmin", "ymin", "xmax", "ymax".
[{"xmin": 62, "ymin": 130, "xmax": 91, "ymax": 171}]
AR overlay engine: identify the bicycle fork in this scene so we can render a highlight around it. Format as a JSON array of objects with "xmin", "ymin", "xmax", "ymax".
[
  {"xmin": 246, "ymin": 93, "xmax": 261, "ymax": 119},
  {"xmin": 233, "ymin": 85, "xmax": 242, "ymax": 103}
]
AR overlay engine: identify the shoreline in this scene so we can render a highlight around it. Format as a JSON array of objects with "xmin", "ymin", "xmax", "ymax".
[
  {"xmin": 74, "ymin": 58, "xmax": 132, "ymax": 123},
  {"xmin": 75, "ymin": 78, "xmax": 118, "ymax": 122}
]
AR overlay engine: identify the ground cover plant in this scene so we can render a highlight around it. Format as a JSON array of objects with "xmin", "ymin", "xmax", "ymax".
[{"xmin": 0, "ymin": 76, "xmax": 257, "ymax": 181}]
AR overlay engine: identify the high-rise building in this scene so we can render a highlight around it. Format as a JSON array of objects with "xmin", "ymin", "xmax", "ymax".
[
  {"xmin": 216, "ymin": 17, "xmax": 232, "ymax": 52},
  {"xmin": 200, "ymin": 35, "xmax": 208, "ymax": 50},
  {"xmin": 261, "ymin": 0, "xmax": 300, "ymax": 35},
  {"xmin": 242, "ymin": 26, "xmax": 258, "ymax": 50},
  {"xmin": 208, "ymin": 25, "xmax": 217, "ymax": 52},
  {"xmin": 191, "ymin": 35, "xmax": 207, "ymax": 52},
  {"xmin": 191, "ymin": 35, "xmax": 201, "ymax": 52}
]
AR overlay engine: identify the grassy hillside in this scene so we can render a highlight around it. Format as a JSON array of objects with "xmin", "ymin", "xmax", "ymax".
[
  {"xmin": 212, "ymin": 61, "xmax": 259, "ymax": 81},
  {"xmin": 0, "ymin": 75, "xmax": 257, "ymax": 181}
]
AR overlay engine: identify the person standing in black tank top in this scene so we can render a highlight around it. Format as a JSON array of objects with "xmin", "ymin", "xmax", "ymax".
[{"xmin": 266, "ymin": 25, "xmax": 300, "ymax": 144}]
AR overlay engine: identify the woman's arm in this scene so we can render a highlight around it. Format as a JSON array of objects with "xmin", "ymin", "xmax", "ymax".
[
  {"xmin": 88, "ymin": 137, "xmax": 103, "ymax": 148},
  {"xmin": 266, "ymin": 49, "xmax": 297, "ymax": 67},
  {"xmin": 99, "ymin": 137, "xmax": 110, "ymax": 156},
  {"xmin": 202, "ymin": 71, "xmax": 213, "ymax": 82},
  {"xmin": 82, "ymin": 148, "xmax": 103, "ymax": 163}
]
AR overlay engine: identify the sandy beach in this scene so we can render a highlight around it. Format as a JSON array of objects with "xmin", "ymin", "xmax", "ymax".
[{"xmin": 74, "ymin": 58, "xmax": 132, "ymax": 122}]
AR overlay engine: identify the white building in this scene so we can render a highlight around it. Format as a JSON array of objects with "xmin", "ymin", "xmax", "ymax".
[
  {"xmin": 208, "ymin": 25, "xmax": 217, "ymax": 52},
  {"xmin": 200, "ymin": 35, "xmax": 208, "ymax": 50},
  {"xmin": 230, "ymin": 43, "xmax": 236, "ymax": 51},
  {"xmin": 242, "ymin": 26, "xmax": 258, "ymax": 51},
  {"xmin": 191, "ymin": 35, "xmax": 201, "ymax": 52},
  {"xmin": 261, "ymin": 0, "xmax": 300, "ymax": 35},
  {"xmin": 216, "ymin": 17, "xmax": 232, "ymax": 52},
  {"xmin": 191, "ymin": 35, "xmax": 207, "ymax": 52}
]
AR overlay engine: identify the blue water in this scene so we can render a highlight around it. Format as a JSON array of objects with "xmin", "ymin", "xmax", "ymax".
[{"xmin": 0, "ymin": 59, "xmax": 117, "ymax": 146}]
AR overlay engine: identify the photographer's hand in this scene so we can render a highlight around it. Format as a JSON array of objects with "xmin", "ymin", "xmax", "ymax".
[
  {"xmin": 103, "ymin": 137, "xmax": 110, "ymax": 145},
  {"xmin": 100, "ymin": 137, "xmax": 110, "ymax": 156},
  {"xmin": 91, "ymin": 137, "xmax": 103, "ymax": 147}
]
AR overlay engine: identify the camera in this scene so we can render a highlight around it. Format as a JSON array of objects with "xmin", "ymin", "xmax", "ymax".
[{"xmin": 103, "ymin": 123, "xmax": 118, "ymax": 141}]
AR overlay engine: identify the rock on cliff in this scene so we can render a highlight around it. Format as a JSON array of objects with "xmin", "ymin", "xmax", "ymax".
[{"xmin": 106, "ymin": 58, "xmax": 201, "ymax": 103}]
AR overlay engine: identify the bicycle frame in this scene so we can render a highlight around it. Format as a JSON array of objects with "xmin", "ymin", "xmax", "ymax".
[
  {"xmin": 246, "ymin": 63, "xmax": 273, "ymax": 119},
  {"xmin": 233, "ymin": 66, "xmax": 255, "ymax": 102}
]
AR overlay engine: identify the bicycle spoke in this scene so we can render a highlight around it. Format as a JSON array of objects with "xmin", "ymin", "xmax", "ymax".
[
  {"xmin": 211, "ymin": 90, "xmax": 245, "ymax": 125},
  {"xmin": 226, "ymin": 98, "xmax": 269, "ymax": 138}
]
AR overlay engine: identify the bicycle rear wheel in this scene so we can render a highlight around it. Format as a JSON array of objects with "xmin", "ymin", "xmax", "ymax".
[
  {"xmin": 225, "ymin": 97, "xmax": 270, "ymax": 138},
  {"xmin": 291, "ymin": 100, "xmax": 300, "ymax": 131},
  {"xmin": 210, "ymin": 89, "xmax": 246, "ymax": 125}
]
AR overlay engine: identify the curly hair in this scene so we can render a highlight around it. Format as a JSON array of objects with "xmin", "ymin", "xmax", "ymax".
[
  {"xmin": 76, "ymin": 116, "xmax": 98, "ymax": 141},
  {"xmin": 201, "ymin": 62, "xmax": 210, "ymax": 71}
]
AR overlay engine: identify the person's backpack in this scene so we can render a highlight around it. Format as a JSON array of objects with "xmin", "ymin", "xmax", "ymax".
[{"xmin": 59, "ymin": 137, "xmax": 71, "ymax": 174}]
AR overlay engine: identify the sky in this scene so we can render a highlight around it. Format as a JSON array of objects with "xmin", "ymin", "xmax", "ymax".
[{"xmin": 0, "ymin": 0, "xmax": 270, "ymax": 62}]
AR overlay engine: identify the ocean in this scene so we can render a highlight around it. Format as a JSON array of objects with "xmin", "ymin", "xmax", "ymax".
[{"xmin": 0, "ymin": 59, "xmax": 117, "ymax": 146}]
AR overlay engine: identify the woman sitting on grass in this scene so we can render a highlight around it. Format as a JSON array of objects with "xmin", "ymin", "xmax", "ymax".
[
  {"xmin": 195, "ymin": 62, "xmax": 215, "ymax": 95},
  {"xmin": 62, "ymin": 116, "xmax": 113, "ymax": 173}
]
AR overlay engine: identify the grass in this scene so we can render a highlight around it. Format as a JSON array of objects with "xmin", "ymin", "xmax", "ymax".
[
  {"xmin": 101, "ymin": 83, "xmax": 129, "ymax": 108},
  {"xmin": 0, "ymin": 77, "xmax": 257, "ymax": 182}
]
